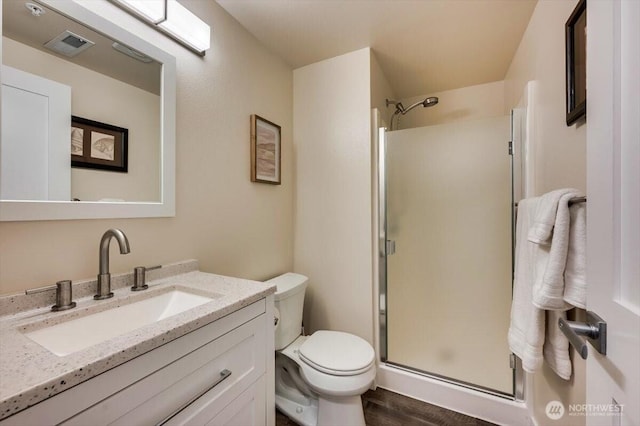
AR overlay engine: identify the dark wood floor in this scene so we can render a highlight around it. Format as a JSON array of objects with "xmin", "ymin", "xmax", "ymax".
[{"xmin": 276, "ymin": 387, "xmax": 496, "ymax": 426}]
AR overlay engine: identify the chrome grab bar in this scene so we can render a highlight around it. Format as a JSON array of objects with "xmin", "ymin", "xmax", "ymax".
[{"xmin": 156, "ymin": 369, "xmax": 232, "ymax": 425}]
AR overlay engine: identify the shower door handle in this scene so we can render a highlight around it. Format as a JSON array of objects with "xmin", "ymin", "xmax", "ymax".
[{"xmin": 386, "ymin": 240, "xmax": 396, "ymax": 255}]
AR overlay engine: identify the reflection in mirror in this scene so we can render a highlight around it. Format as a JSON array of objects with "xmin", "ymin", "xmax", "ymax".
[
  {"xmin": 0, "ymin": 0, "xmax": 176, "ymax": 221},
  {"xmin": 2, "ymin": 0, "xmax": 161, "ymax": 203}
]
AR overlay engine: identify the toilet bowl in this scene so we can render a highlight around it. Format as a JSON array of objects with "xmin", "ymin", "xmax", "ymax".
[{"xmin": 268, "ymin": 273, "xmax": 376, "ymax": 426}]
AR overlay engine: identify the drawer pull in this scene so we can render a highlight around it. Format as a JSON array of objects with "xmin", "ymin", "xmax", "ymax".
[{"xmin": 156, "ymin": 369, "xmax": 232, "ymax": 425}]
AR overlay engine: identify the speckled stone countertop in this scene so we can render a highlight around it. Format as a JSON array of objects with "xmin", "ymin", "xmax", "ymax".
[{"xmin": 0, "ymin": 260, "xmax": 275, "ymax": 420}]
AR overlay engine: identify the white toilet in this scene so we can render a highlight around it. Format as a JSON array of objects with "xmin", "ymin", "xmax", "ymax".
[{"xmin": 268, "ymin": 273, "xmax": 376, "ymax": 426}]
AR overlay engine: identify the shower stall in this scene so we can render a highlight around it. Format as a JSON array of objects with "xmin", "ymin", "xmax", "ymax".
[{"xmin": 377, "ymin": 112, "xmax": 522, "ymax": 403}]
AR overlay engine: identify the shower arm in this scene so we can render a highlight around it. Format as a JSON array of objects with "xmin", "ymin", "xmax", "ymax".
[
  {"xmin": 390, "ymin": 110, "xmax": 402, "ymax": 131},
  {"xmin": 402, "ymin": 100, "xmax": 427, "ymax": 114}
]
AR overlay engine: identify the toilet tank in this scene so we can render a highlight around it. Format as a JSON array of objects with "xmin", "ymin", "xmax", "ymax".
[{"xmin": 267, "ymin": 272, "xmax": 308, "ymax": 350}]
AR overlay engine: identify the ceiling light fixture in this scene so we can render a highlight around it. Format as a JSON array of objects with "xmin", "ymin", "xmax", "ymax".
[
  {"xmin": 112, "ymin": 42, "xmax": 153, "ymax": 63},
  {"xmin": 110, "ymin": 0, "xmax": 210, "ymax": 56},
  {"xmin": 25, "ymin": 2, "xmax": 45, "ymax": 17}
]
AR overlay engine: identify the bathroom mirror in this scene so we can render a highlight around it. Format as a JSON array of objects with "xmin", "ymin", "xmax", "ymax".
[{"xmin": 0, "ymin": 0, "xmax": 176, "ymax": 221}]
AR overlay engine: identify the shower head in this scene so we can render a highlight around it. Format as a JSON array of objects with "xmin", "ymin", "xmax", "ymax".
[
  {"xmin": 386, "ymin": 96, "xmax": 439, "ymax": 130},
  {"xmin": 386, "ymin": 96, "xmax": 439, "ymax": 113},
  {"xmin": 404, "ymin": 96, "xmax": 439, "ymax": 114},
  {"xmin": 422, "ymin": 97, "xmax": 439, "ymax": 107}
]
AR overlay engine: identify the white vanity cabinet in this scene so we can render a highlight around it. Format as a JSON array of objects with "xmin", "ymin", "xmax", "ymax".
[{"xmin": 1, "ymin": 298, "xmax": 274, "ymax": 426}]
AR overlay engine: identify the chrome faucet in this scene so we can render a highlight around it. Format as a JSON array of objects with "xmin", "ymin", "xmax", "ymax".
[{"xmin": 95, "ymin": 228, "xmax": 131, "ymax": 300}]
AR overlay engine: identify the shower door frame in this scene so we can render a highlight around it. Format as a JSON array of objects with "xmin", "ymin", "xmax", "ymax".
[{"xmin": 376, "ymin": 116, "xmax": 524, "ymax": 401}]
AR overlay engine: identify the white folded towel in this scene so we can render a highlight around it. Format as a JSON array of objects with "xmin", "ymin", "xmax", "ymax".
[
  {"xmin": 544, "ymin": 310, "xmax": 571, "ymax": 380},
  {"xmin": 508, "ymin": 194, "xmax": 581, "ymax": 380},
  {"xmin": 527, "ymin": 189, "xmax": 577, "ymax": 244},
  {"xmin": 531, "ymin": 189, "xmax": 583, "ymax": 311},
  {"xmin": 564, "ymin": 201, "xmax": 587, "ymax": 309},
  {"xmin": 508, "ymin": 197, "xmax": 546, "ymax": 374}
]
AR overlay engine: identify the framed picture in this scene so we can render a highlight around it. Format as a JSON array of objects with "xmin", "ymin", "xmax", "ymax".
[
  {"xmin": 71, "ymin": 116, "xmax": 128, "ymax": 172},
  {"xmin": 250, "ymin": 114, "xmax": 281, "ymax": 185},
  {"xmin": 565, "ymin": 0, "xmax": 586, "ymax": 126}
]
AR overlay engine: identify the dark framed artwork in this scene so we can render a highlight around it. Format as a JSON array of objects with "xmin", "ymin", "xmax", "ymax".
[
  {"xmin": 250, "ymin": 114, "xmax": 281, "ymax": 185},
  {"xmin": 565, "ymin": 0, "xmax": 587, "ymax": 126},
  {"xmin": 71, "ymin": 116, "xmax": 128, "ymax": 172}
]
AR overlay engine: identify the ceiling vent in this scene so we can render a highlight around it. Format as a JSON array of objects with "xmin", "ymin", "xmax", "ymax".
[{"xmin": 44, "ymin": 30, "xmax": 95, "ymax": 57}]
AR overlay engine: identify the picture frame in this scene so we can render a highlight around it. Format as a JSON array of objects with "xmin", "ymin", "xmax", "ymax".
[
  {"xmin": 71, "ymin": 116, "xmax": 128, "ymax": 173},
  {"xmin": 565, "ymin": 0, "xmax": 587, "ymax": 126},
  {"xmin": 250, "ymin": 114, "xmax": 281, "ymax": 185}
]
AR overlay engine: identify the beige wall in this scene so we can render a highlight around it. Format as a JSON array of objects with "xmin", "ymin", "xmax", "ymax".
[
  {"xmin": 370, "ymin": 51, "xmax": 395, "ymax": 127},
  {"xmin": 293, "ymin": 48, "xmax": 374, "ymax": 344},
  {"xmin": 504, "ymin": 0, "xmax": 586, "ymax": 424},
  {"xmin": 397, "ymin": 80, "xmax": 505, "ymax": 130},
  {"xmin": 3, "ymin": 37, "xmax": 161, "ymax": 202},
  {"xmin": 505, "ymin": 0, "xmax": 586, "ymax": 196},
  {"xmin": 0, "ymin": 0, "xmax": 293, "ymax": 294}
]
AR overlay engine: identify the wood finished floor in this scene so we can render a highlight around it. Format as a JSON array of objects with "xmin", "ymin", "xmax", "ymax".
[{"xmin": 276, "ymin": 387, "xmax": 497, "ymax": 426}]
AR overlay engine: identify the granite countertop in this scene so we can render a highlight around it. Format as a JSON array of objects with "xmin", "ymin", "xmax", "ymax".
[{"xmin": 0, "ymin": 260, "xmax": 276, "ymax": 420}]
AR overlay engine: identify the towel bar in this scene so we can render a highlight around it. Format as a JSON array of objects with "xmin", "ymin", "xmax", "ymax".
[
  {"xmin": 514, "ymin": 196, "xmax": 586, "ymax": 208},
  {"xmin": 568, "ymin": 196, "xmax": 587, "ymax": 206}
]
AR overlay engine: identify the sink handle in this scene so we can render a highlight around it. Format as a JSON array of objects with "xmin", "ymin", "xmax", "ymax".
[
  {"xmin": 51, "ymin": 280, "xmax": 77, "ymax": 312},
  {"xmin": 131, "ymin": 265, "xmax": 162, "ymax": 291},
  {"xmin": 25, "ymin": 281, "xmax": 76, "ymax": 311}
]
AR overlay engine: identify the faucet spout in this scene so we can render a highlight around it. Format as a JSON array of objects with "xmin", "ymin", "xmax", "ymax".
[{"xmin": 95, "ymin": 228, "xmax": 130, "ymax": 300}]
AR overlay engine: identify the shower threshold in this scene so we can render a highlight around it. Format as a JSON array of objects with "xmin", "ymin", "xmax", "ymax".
[{"xmin": 384, "ymin": 361, "xmax": 515, "ymax": 401}]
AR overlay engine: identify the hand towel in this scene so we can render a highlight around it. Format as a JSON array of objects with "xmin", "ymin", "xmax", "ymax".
[
  {"xmin": 543, "ymin": 310, "xmax": 572, "ymax": 380},
  {"xmin": 508, "ymin": 197, "xmax": 545, "ymax": 373},
  {"xmin": 564, "ymin": 201, "xmax": 587, "ymax": 309},
  {"xmin": 527, "ymin": 189, "xmax": 579, "ymax": 244},
  {"xmin": 508, "ymin": 196, "xmax": 574, "ymax": 380},
  {"xmin": 531, "ymin": 190, "xmax": 583, "ymax": 310}
]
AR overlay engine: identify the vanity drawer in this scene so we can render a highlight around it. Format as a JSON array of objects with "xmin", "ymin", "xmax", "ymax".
[
  {"xmin": 165, "ymin": 375, "xmax": 266, "ymax": 426},
  {"xmin": 64, "ymin": 314, "xmax": 266, "ymax": 425}
]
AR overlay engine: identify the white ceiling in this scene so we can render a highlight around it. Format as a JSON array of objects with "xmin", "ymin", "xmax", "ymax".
[
  {"xmin": 3, "ymin": 0, "xmax": 161, "ymax": 95},
  {"xmin": 216, "ymin": 0, "xmax": 537, "ymax": 99}
]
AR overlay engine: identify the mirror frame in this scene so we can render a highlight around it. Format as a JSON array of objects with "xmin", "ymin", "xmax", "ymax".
[{"xmin": 0, "ymin": 0, "xmax": 176, "ymax": 221}]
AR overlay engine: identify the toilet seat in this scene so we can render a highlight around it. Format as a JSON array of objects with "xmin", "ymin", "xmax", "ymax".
[
  {"xmin": 280, "ymin": 333, "xmax": 376, "ymax": 398},
  {"xmin": 298, "ymin": 331, "xmax": 375, "ymax": 376}
]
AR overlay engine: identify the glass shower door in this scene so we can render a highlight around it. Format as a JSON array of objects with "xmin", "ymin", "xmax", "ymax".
[{"xmin": 383, "ymin": 116, "xmax": 513, "ymax": 395}]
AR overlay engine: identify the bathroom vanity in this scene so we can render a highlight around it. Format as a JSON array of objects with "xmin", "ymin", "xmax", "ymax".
[{"xmin": 0, "ymin": 261, "xmax": 276, "ymax": 425}]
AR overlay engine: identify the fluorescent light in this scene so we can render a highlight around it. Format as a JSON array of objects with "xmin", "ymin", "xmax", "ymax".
[
  {"xmin": 112, "ymin": 0, "xmax": 166, "ymax": 24},
  {"xmin": 159, "ymin": 0, "xmax": 210, "ymax": 54},
  {"xmin": 110, "ymin": 0, "xmax": 210, "ymax": 55}
]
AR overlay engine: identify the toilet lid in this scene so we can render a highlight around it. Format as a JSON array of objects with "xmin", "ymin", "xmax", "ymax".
[{"xmin": 298, "ymin": 330, "xmax": 374, "ymax": 376}]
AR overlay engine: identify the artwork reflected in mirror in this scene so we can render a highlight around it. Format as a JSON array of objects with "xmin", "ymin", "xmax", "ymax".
[{"xmin": 71, "ymin": 116, "xmax": 128, "ymax": 173}]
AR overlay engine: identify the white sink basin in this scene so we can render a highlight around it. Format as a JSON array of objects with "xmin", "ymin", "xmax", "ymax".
[{"xmin": 24, "ymin": 289, "xmax": 214, "ymax": 356}]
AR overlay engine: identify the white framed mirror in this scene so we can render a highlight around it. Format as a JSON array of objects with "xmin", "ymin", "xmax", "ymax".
[{"xmin": 0, "ymin": 0, "xmax": 176, "ymax": 221}]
